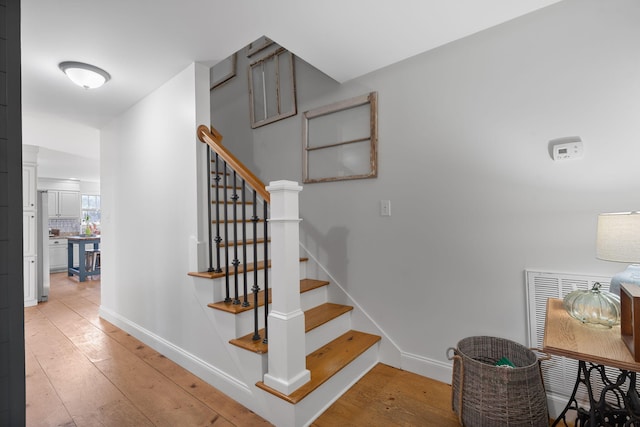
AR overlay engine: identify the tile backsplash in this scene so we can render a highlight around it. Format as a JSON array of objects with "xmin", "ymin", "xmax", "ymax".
[{"xmin": 49, "ymin": 218, "xmax": 80, "ymax": 235}]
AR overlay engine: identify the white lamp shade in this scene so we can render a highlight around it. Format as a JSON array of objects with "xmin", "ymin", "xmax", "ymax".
[
  {"xmin": 596, "ymin": 211, "xmax": 640, "ymax": 263},
  {"xmin": 59, "ymin": 61, "xmax": 110, "ymax": 89}
]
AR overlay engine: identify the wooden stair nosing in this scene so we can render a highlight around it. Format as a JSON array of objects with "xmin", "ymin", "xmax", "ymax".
[
  {"xmin": 255, "ymin": 330, "xmax": 381, "ymax": 404},
  {"xmin": 208, "ymin": 278, "xmax": 329, "ymax": 314},
  {"xmin": 228, "ymin": 302, "xmax": 353, "ymax": 354},
  {"xmin": 187, "ymin": 258, "xmax": 308, "ymax": 280}
]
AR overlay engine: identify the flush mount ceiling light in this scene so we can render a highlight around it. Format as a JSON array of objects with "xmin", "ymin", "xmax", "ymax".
[{"xmin": 58, "ymin": 61, "xmax": 111, "ymax": 89}]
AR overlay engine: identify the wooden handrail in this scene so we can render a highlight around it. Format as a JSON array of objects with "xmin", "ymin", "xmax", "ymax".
[{"xmin": 197, "ymin": 125, "xmax": 270, "ymax": 203}]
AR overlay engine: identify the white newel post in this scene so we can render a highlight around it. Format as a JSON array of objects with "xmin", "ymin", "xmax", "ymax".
[{"xmin": 263, "ymin": 180, "xmax": 311, "ymax": 395}]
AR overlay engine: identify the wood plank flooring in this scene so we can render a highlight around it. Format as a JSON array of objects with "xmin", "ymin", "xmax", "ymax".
[
  {"xmin": 25, "ymin": 272, "xmax": 460, "ymax": 426},
  {"xmin": 25, "ymin": 273, "xmax": 269, "ymax": 427},
  {"xmin": 313, "ymin": 363, "xmax": 460, "ymax": 427}
]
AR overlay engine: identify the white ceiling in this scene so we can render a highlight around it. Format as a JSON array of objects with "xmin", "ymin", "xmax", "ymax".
[{"xmin": 21, "ymin": 0, "xmax": 563, "ymax": 181}]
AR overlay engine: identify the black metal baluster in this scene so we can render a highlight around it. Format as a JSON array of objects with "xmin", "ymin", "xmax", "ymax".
[
  {"xmin": 206, "ymin": 148, "xmax": 214, "ymax": 272},
  {"xmin": 232, "ymin": 171, "xmax": 240, "ymax": 305},
  {"xmin": 263, "ymin": 200, "xmax": 269, "ymax": 344},
  {"xmin": 213, "ymin": 153, "xmax": 222, "ymax": 273},
  {"xmin": 241, "ymin": 181, "xmax": 249, "ymax": 307},
  {"xmin": 251, "ymin": 190, "xmax": 260, "ymax": 341},
  {"xmin": 223, "ymin": 161, "xmax": 230, "ymax": 303}
]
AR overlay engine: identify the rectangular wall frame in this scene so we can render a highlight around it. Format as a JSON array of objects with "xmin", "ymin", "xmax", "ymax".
[
  {"xmin": 248, "ymin": 47, "xmax": 296, "ymax": 129},
  {"xmin": 303, "ymin": 92, "xmax": 378, "ymax": 183}
]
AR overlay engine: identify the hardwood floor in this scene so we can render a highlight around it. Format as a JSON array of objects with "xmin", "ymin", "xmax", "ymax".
[
  {"xmin": 312, "ymin": 364, "xmax": 460, "ymax": 426},
  {"xmin": 25, "ymin": 272, "xmax": 460, "ymax": 426}
]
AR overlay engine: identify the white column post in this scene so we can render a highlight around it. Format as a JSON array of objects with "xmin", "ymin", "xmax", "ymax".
[{"xmin": 262, "ymin": 180, "xmax": 310, "ymax": 395}]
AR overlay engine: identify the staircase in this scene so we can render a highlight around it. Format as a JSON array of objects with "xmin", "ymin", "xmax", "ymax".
[{"xmin": 188, "ymin": 125, "xmax": 381, "ymax": 426}]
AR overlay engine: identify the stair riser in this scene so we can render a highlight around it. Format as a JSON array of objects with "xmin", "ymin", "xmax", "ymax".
[
  {"xmin": 210, "ymin": 186, "xmax": 264, "ymax": 202},
  {"xmin": 210, "ymin": 263, "xmax": 307, "ymax": 294},
  {"xmin": 300, "ymin": 287, "xmax": 328, "ymax": 312},
  {"xmin": 210, "ymin": 276, "xmax": 269, "ymax": 306},
  {"xmin": 213, "ymin": 242, "xmax": 267, "ymax": 266},
  {"xmin": 305, "ymin": 312, "xmax": 351, "ymax": 356},
  {"xmin": 231, "ymin": 306, "xmax": 268, "ymax": 338},
  {"xmin": 214, "ymin": 287, "xmax": 324, "ymax": 342},
  {"xmin": 215, "ymin": 283, "xmax": 327, "ymax": 339},
  {"xmin": 216, "ymin": 206, "xmax": 264, "ymax": 222},
  {"xmin": 211, "ymin": 224, "xmax": 266, "ymax": 241}
]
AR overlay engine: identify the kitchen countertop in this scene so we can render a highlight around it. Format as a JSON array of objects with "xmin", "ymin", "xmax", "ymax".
[{"xmin": 67, "ymin": 235, "xmax": 101, "ymax": 241}]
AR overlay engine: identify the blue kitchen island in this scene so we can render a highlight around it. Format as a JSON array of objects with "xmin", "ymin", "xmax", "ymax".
[{"xmin": 68, "ymin": 235, "xmax": 100, "ymax": 282}]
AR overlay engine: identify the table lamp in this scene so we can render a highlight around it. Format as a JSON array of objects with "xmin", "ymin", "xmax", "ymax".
[{"xmin": 596, "ymin": 211, "xmax": 640, "ymax": 295}]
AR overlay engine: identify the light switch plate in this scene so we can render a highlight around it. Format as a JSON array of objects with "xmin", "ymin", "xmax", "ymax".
[{"xmin": 380, "ymin": 200, "xmax": 391, "ymax": 216}]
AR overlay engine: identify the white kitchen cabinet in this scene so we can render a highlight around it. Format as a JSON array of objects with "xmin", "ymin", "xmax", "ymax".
[
  {"xmin": 23, "ymin": 256, "xmax": 37, "ymax": 307},
  {"xmin": 23, "ymin": 162, "xmax": 38, "ymax": 307},
  {"xmin": 23, "ymin": 211, "xmax": 37, "ymax": 257},
  {"xmin": 48, "ymin": 190, "xmax": 80, "ymax": 218},
  {"xmin": 49, "ymin": 239, "xmax": 88, "ymax": 271},
  {"xmin": 49, "ymin": 238, "xmax": 68, "ymax": 272},
  {"xmin": 22, "ymin": 164, "xmax": 37, "ymax": 210}
]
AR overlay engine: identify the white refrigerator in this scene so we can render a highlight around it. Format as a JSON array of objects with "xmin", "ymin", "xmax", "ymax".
[{"xmin": 37, "ymin": 190, "xmax": 50, "ymax": 302}]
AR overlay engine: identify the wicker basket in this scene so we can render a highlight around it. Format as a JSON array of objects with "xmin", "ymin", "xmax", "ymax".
[{"xmin": 448, "ymin": 336, "xmax": 549, "ymax": 427}]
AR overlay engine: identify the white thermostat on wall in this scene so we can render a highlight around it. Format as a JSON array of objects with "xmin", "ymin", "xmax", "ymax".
[{"xmin": 550, "ymin": 136, "xmax": 583, "ymax": 161}]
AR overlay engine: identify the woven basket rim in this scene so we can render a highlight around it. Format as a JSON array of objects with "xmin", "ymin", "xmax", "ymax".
[{"xmin": 455, "ymin": 335, "xmax": 538, "ymax": 369}]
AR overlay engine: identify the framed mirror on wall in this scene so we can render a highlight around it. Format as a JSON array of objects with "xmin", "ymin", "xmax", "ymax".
[
  {"xmin": 248, "ymin": 47, "xmax": 297, "ymax": 129},
  {"xmin": 303, "ymin": 92, "xmax": 378, "ymax": 183}
]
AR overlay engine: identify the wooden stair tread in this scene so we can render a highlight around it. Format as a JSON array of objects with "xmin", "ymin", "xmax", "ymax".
[
  {"xmin": 305, "ymin": 303, "xmax": 353, "ymax": 332},
  {"xmin": 255, "ymin": 330, "xmax": 381, "ymax": 404},
  {"xmin": 229, "ymin": 330, "xmax": 268, "ymax": 353},
  {"xmin": 300, "ymin": 278, "xmax": 329, "ymax": 293},
  {"xmin": 208, "ymin": 288, "xmax": 271, "ymax": 314},
  {"xmin": 187, "ymin": 258, "xmax": 308, "ymax": 280},
  {"xmin": 207, "ymin": 278, "xmax": 328, "ymax": 314},
  {"xmin": 230, "ymin": 302, "xmax": 353, "ymax": 351},
  {"xmin": 218, "ymin": 238, "xmax": 270, "ymax": 248}
]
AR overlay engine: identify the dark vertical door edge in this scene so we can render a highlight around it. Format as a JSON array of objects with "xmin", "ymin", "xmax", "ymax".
[{"xmin": 0, "ymin": 0, "xmax": 26, "ymax": 424}]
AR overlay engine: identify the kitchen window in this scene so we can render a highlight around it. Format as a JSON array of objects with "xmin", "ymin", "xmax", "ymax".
[{"xmin": 82, "ymin": 194, "xmax": 101, "ymax": 223}]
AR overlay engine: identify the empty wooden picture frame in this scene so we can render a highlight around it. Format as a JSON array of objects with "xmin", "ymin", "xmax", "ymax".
[
  {"xmin": 248, "ymin": 47, "xmax": 297, "ymax": 129},
  {"xmin": 303, "ymin": 92, "xmax": 378, "ymax": 183},
  {"xmin": 210, "ymin": 53, "xmax": 237, "ymax": 90}
]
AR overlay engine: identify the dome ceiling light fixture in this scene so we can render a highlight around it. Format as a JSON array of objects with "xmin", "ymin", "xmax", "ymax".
[{"xmin": 58, "ymin": 61, "xmax": 111, "ymax": 89}]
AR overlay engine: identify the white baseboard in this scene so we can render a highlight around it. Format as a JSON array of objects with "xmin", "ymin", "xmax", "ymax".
[
  {"xmin": 546, "ymin": 391, "xmax": 578, "ymax": 422},
  {"xmin": 98, "ymin": 305, "xmax": 254, "ymax": 407},
  {"xmin": 401, "ymin": 351, "xmax": 453, "ymax": 384}
]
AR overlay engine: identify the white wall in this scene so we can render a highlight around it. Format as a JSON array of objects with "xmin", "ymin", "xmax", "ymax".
[
  {"xmin": 22, "ymin": 111, "xmax": 100, "ymax": 158},
  {"xmin": 99, "ymin": 63, "xmax": 248, "ymax": 383},
  {"xmin": 211, "ymin": 0, "xmax": 640, "ymax": 378},
  {"xmin": 22, "ymin": 112, "xmax": 101, "ymax": 183},
  {"xmin": 80, "ymin": 181, "xmax": 100, "ymax": 195}
]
